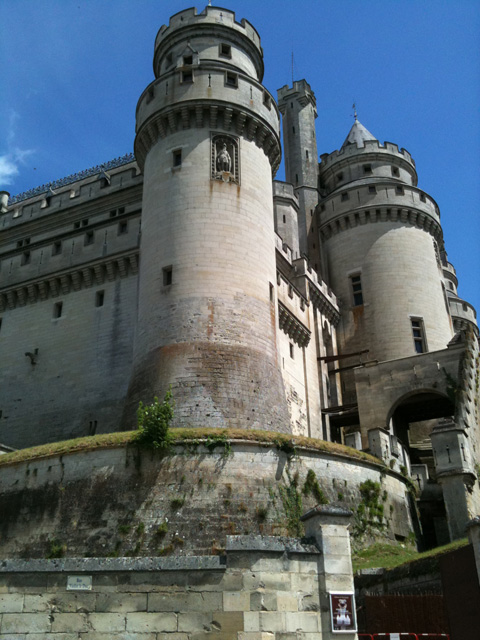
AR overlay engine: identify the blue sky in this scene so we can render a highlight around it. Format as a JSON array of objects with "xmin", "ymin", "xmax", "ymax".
[{"xmin": 1, "ymin": 0, "xmax": 479, "ymax": 311}]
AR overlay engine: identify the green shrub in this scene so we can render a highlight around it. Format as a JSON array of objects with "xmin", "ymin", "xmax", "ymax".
[{"xmin": 136, "ymin": 389, "xmax": 174, "ymax": 449}]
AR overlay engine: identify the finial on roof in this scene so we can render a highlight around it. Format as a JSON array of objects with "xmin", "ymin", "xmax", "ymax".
[
  {"xmin": 352, "ymin": 102, "xmax": 358, "ymax": 122},
  {"xmin": 208, "ymin": 0, "xmax": 212, "ymax": 5}
]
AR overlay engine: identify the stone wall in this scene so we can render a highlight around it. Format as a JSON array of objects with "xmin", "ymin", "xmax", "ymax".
[
  {"xmin": 0, "ymin": 531, "xmax": 358, "ymax": 640},
  {"xmin": 0, "ymin": 438, "xmax": 412, "ymax": 559},
  {"xmin": 0, "ymin": 539, "xmax": 320, "ymax": 639}
]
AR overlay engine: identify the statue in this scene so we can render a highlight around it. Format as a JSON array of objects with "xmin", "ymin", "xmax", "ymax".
[{"xmin": 216, "ymin": 142, "xmax": 231, "ymax": 173}]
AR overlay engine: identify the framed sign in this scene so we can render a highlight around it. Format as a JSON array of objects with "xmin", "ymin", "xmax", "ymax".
[
  {"xmin": 329, "ymin": 591, "xmax": 357, "ymax": 633},
  {"xmin": 67, "ymin": 575, "xmax": 92, "ymax": 591}
]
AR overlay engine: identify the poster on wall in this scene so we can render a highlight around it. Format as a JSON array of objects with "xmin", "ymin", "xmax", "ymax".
[{"xmin": 329, "ymin": 592, "xmax": 357, "ymax": 633}]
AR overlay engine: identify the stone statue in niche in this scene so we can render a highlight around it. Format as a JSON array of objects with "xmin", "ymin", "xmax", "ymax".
[
  {"xmin": 216, "ymin": 143, "xmax": 231, "ymax": 173},
  {"xmin": 211, "ymin": 134, "xmax": 239, "ymax": 184}
]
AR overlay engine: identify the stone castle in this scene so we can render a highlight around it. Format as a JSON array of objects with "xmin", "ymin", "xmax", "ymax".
[{"xmin": 1, "ymin": 4, "xmax": 479, "ymax": 552}]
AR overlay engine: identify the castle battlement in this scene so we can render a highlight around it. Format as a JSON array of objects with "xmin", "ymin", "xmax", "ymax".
[
  {"xmin": 154, "ymin": 7, "xmax": 263, "ymax": 82},
  {"xmin": 156, "ymin": 7, "xmax": 261, "ymax": 50},
  {"xmin": 320, "ymin": 138, "xmax": 415, "ymax": 168},
  {"xmin": 277, "ymin": 80, "xmax": 317, "ymax": 114},
  {"xmin": 6, "ymin": 154, "xmax": 136, "ymax": 206}
]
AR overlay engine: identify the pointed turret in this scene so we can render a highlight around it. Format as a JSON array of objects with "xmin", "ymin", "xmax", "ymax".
[{"xmin": 341, "ymin": 118, "xmax": 377, "ymax": 148}]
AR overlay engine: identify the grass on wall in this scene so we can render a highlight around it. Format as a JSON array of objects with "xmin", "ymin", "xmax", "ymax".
[
  {"xmin": 352, "ymin": 537, "xmax": 469, "ymax": 572},
  {"xmin": 0, "ymin": 427, "xmax": 382, "ymax": 468}
]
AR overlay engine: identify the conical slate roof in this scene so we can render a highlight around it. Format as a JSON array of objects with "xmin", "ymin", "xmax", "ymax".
[{"xmin": 342, "ymin": 118, "xmax": 377, "ymax": 148}]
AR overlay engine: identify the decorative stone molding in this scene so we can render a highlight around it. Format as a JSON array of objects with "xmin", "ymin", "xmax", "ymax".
[
  {"xmin": 308, "ymin": 282, "xmax": 340, "ymax": 326},
  {"xmin": 135, "ymin": 101, "xmax": 281, "ymax": 175},
  {"xmin": 278, "ymin": 301, "xmax": 311, "ymax": 347},
  {"xmin": 0, "ymin": 251, "xmax": 139, "ymax": 312},
  {"xmin": 319, "ymin": 206, "xmax": 443, "ymax": 242}
]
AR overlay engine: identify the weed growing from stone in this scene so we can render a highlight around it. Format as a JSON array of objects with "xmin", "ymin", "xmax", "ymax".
[
  {"xmin": 302, "ymin": 469, "xmax": 329, "ymax": 505},
  {"xmin": 170, "ymin": 496, "xmax": 185, "ymax": 510},
  {"xmin": 136, "ymin": 389, "xmax": 174, "ymax": 450}
]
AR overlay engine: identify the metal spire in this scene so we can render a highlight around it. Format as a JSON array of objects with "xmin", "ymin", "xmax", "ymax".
[{"xmin": 352, "ymin": 102, "xmax": 358, "ymax": 122}]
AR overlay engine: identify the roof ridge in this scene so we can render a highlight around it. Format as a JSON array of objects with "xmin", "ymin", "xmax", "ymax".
[{"xmin": 8, "ymin": 152, "xmax": 136, "ymax": 205}]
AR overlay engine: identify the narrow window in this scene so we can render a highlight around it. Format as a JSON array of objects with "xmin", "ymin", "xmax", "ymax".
[
  {"xmin": 263, "ymin": 92, "xmax": 271, "ymax": 109},
  {"xmin": 99, "ymin": 177, "xmax": 109, "ymax": 189},
  {"xmin": 225, "ymin": 72, "xmax": 238, "ymax": 87},
  {"xmin": 392, "ymin": 167, "xmax": 400, "ymax": 177},
  {"xmin": 21, "ymin": 251, "xmax": 31, "ymax": 265},
  {"xmin": 363, "ymin": 164, "xmax": 372, "ymax": 174},
  {"xmin": 118, "ymin": 207, "xmax": 125, "ymax": 214},
  {"xmin": 396, "ymin": 185, "xmax": 404, "ymax": 195},
  {"xmin": 74, "ymin": 221, "xmax": 81, "ymax": 229},
  {"xmin": 295, "ymin": 174, "xmax": 298, "ymax": 185},
  {"xmin": 420, "ymin": 193, "xmax": 426, "ymax": 202},
  {"xmin": 320, "ymin": 204, "xmax": 326, "ymax": 212},
  {"xmin": 292, "ymin": 126, "xmax": 295, "ymax": 134},
  {"xmin": 269, "ymin": 282, "xmax": 274, "ymax": 302},
  {"xmin": 118, "ymin": 221, "xmax": 128, "ymax": 235},
  {"xmin": 219, "ymin": 43, "xmax": 231, "ymax": 58},
  {"xmin": 95, "ymin": 291, "xmax": 105, "ymax": 307},
  {"xmin": 183, "ymin": 54, "xmax": 193, "ymax": 66},
  {"xmin": 350, "ymin": 274, "xmax": 363, "ymax": 306},
  {"xmin": 84, "ymin": 230, "xmax": 94, "ymax": 246},
  {"xmin": 306, "ymin": 150, "xmax": 309, "ymax": 159},
  {"xmin": 53, "ymin": 302, "xmax": 63, "ymax": 319},
  {"xmin": 310, "ymin": 209, "xmax": 313, "ymax": 216},
  {"xmin": 283, "ymin": 215, "xmax": 286, "ymax": 223},
  {"xmin": 368, "ymin": 185, "xmax": 377, "ymax": 194},
  {"xmin": 82, "ymin": 219, "xmax": 89, "ymax": 227},
  {"xmin": 0, "ymin": 318, "xmax": 2, "ymax": 332},
  {"xmin": 336, "ymin": 172, "xmax": 343, "ymax": 183},
  {"xmin": 52, "ymin": 241, "xmax": 62, "ymax": 256},
  {"xmin": 173, "ymin": 149, "xmax": 182, "ymax": 167},
  {"xmin": 24, "ymin": 238, "xmax": 31, "ymax": 245},
  {"xmin": 288, "ymin": 285, "xmax": 293, "ymax": 298},
  {"xmin": 181, "ymin": 70, "xmax": 193, "ymax": 83},
  {"xmin": 411, "ymin": 318, "xmax": 426, "ymax": 353},
  {"xmin": 290, "ymin": 102, "xmax": 293, "ymax": 108},
  {"xmin": 166, "ymin": 52, "xmax": 173, "ymax": 67},
  {"xmin": 341, "ymin": 192, "xmax": 349, "ymax": 201},
  {"xmin": 146, "ymin": 86, "xmax": 154, "ymax": 104},
  {"xmin": 163, "ymin": 265, "xmax": 173, "ymax": 286},
  {"xmin": 109, "ymin": 210, "xmax": 117, "ymax": 218},
  {"xmin": 289, "ymin": 343, "xmax": 294, "ymax": 359}
]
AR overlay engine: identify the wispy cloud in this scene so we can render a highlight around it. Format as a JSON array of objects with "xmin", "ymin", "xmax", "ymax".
[
  {"xmin": 0, "ymin": 149, "xmax": 35, "ymax": 186},
  {"xmin": 0, "ymin": 110, "xmax": 35, "ymax": 187}
]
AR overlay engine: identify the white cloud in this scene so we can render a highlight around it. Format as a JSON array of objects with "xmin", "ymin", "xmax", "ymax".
[
  {"xmin": 0, "ymin": 154, "xmax": 20, "ymax": 185},
  {"xmin": 0, "ymin": 148, "xmax": 35, "ymax": 187}
]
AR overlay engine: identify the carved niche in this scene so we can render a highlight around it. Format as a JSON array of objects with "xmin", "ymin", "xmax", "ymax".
[{"xmin": 211, "ymin": 134, "xmax": 239, "ymax": 184}]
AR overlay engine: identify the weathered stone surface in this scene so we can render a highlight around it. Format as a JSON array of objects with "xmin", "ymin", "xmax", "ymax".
[
  {"xmin": 50, "ymin": 613, "xmax": 90, "ymax": 633},
  {"xmin": 1, "ymin": 613, "xmax": 51, "ymax": 633},
  {"xmin": 96, "ymin": 593, "xmax": 147, "ymax": 613},
  {"xmin": 0, "ymin": 592, "xmax": 23, "ymax": 613},
  {"xmin": 126, "ymin": 612, "xmax": 177, "ymax": 633}
]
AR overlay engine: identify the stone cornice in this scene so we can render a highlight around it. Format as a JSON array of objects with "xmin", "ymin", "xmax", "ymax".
[
  {"xmin": 308, "ymin": 282, "xmax": 340, "ymax": 326},
  {"xmin": 319, "ymin": 206, "xmax": 443, "ymax": 242},
  {"xmin": 135, "ymin": 101, "xmax": 281, "ymax": 175},
  {"xmin": 278, "ymin": 301, "xmax": 311, "ymax": 347},
  {"xmin": 0, "ymin": 251, "xmax": 139, "ymax": 313}
]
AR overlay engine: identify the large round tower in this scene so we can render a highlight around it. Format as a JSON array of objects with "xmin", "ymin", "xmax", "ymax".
[
  {"xmin": 318, "ymin": 119, "xmax": 453, "ymax": 395},
  {"xmin": 123, "ymin": 6, "xmax": 289, "ymax": 431}
]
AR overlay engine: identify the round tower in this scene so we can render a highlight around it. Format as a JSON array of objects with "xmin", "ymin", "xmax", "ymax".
[
  {"xmin": 123, "ymin": 6, "xmax": 289, "ymax": 431},
  {"xmin": 318, "ymin": 119, "xmax": 453, "ymax": 383}
]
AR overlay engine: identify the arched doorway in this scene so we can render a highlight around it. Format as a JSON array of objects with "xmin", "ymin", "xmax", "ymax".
[{"xmin": 389, "ymin": 390, "xmax": 455, "ymax": 549}]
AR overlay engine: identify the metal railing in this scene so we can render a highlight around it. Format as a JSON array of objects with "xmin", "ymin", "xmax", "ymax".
[{"xmin": 359, "ymin": 634, "xmax": 450, "ymax": 640}]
